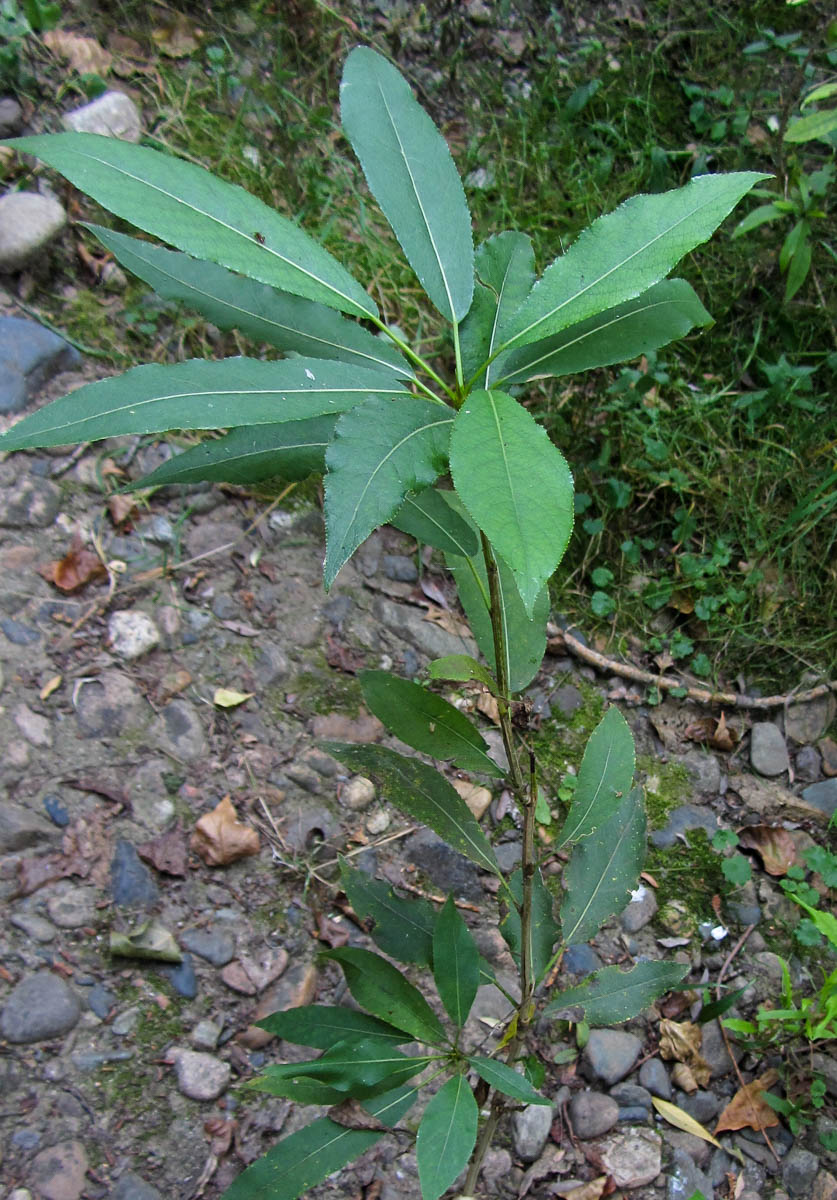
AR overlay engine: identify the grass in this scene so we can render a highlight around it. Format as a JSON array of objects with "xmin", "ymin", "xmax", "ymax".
[{"xmin": 5, "ymin": 0, "xmax": 836, "ymax": 690}]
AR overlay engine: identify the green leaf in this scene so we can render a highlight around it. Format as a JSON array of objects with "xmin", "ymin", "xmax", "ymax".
[
  {"xmin": 340, "ymin": 47, "xmax": 473, "ymax": 322},
  {"xmin": 784, "ymin": 108, "xmax": 837, "ymax": 143},
  {"xmin": 359, "ymin": 669, "xmax": 502, "ymax": 776},
  {"xmin": 324, "ymin": 949, "xmax": 446, "ymax": 1045},
  {"xmin": 87, "ymin": 227, "xmax": 412, "ymax": 378},
  {"xmin": 9, "ymin": 134, "xmax": 377, "ymax": 319},
  {"xmin": 390, "ymin": 487, "xmax": 479, "ymax": 557},
  {"xmin": 495, "ymin": 280, "xmax": 712, "ymax": 386},
  {"xmin": 323, "ymin": 396, "xmax": 452, "ymax": 587},
  {"xmin": 450, "ymin": 389, "xmax": 574, "ymax": 615},
  {"xmin": 446, "ymin": 547, "xmax": 548, "ymax": 693},
  {"xmin": 696, "ymin": 987, "xmax": 748, "ymax": 1024},
  {"xmin": 543, "ymin": 961, "xmax": 689, "ymax": 1024},
  {"xmin": 467, "ymin": 1055, "xmax": 551, "ymax": 1105},
  {"xmin": 501, "ymin": 172, "xmax": 768, "ymax": 351},
  {"xmin": 785, "ymin": 236, "xmax": 812, "ymax": 300},
  {"xmin": 461, "ymin": 232, "xmax": 535, "ymax": 387},
  {"xmin": 416, "ymin": 1075, "xmax": 479, "ymax": 1200},
  {"xmin": 247, "ymin": 1075, "xmax": 348, "ymax": 1104},
  {"xmin": 500, "ymin": 867, "xmax": 560, "ymax": 984},
  {"xmin": 256, "ymin": 1003, "xmax": 409, "ymax": 1047},
  {"xmin": 732, "ymin": 202, "xmax": 787, "ymax": 237},
  {"xmin": 0, "ymin": 358, "xmax": 409, "ymax": 452},
  {"xmin": 433, "ymin": 896, "xmax": 480, "ymax": 1028},
  {"xmin": 135, "ymin": 415, "xmax": 336, "ymax": 488},
  {"xmin": 339, "ymin": 858, "xmax": 435, "ymax": 966},
  {"xmin": 253, "ymin": 1036, "xmax": 433, "ymax": 1097},
  {"xmin": 321, "ymin": 742, "xmax": 499, "ymax": 875},
  {"xmin": 557, "ymin": 707, "xmax": 636, "ymax": 846},
  {"xmin": 722, "ymin": 855, "xmax": 752, "ymax": 886},
  {"xmin": 427, "ymin": 655, "xmax": 497, "ymax": 691},
  {"xmin": 560, "ymin": 785, "xmax": 646, "ymax": 945}
]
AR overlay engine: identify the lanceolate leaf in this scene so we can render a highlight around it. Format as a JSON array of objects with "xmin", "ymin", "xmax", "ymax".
[
  {"xmin": 256, "ymin": 1004, "xmax": 410, "ymax": 1048},
  {"xmin": 500, "ymin": 867, "xmax": 560, "ymax": 984},
  {"xmin": 324, "ymin": 947, "xmax": 446, "ymax": 1045},
  {"xmin": 248, "ymin": 1076, "xmax": 347, "ymax": 1104},
  {"xmin": 416, "ymin": 1075, "xmax": 479, "ymax": 1200},
  {"xmin": 340, "ymin": 858, "xmax": 435, "ymax": 966},
  {"xmin": 340, "ymin": 47, "xmax": 474, "ymax": 322},
  {"xmin": 427, "ymin": 655, "xmax": 497, "ymax": 691},
  {"xmin": 323, "ymin": 396, "xmax": 453, "ymax": 588},
  {"xmin": 543, "ymin": 961, "xmax": 689, "ymax": 1024},
  {"xmin": 496, "ymin": 279, "xmax": 712, "ymax": 386},
  {"xmin": 560, "ymin": 786, "xmax": 646, "ymax": 946},
  {"xmin": 359, "ymin": 669, "xmax": 502, "ymax": 776},
  {"xmin": 0, "ymin": 358, "xmax": 409, "ymax": 452},
  {"xmin": 433, "ymin": 896, "xmax": 480, "ymax": 1028},
  {"xmin": 135, "ymin": 415, "xmax": 336, "ymax": 489},
  {"xmin": 450, "ymin": 389, "xmax": 574, "ymax": 615},
  {"xmin": 89, "ymin": 226, "xmax": 412, "ymax": 378},
  {"xmin": 468, "ymin": 1056, "xmax": 551, "ymax": 1105},
  {"xmin": 461, "ymin": 232, "xmax": 535, "ymax": 387},
  {"xmin": 9, "ymin": 134, "xmax": 377, "ymax": 318},
  {"xmin": 320, "ymin": 743, "xmax": 499, "ymax": 875},
  {"xmin": 391, "ymin": 487, "xmax": 479, "ymax": 557},
  {"xmin": 253, "ymin": 1037, "xmax": 433, "ymax": 1096},
  {"xmin": 558, "ymin": 707, "xmax": 636, "ymax": 847},
  {"xmin": 500, "ymin": 172, "xmax": 768, "ymax": 352}
]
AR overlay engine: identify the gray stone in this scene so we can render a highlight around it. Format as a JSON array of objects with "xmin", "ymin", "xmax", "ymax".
[
  {"xmin": 795, "ymin": 745, "xmax": 822, "ymax": 782},
  {"xmin": 108, "ymin": 610, "xmax": 161, "ymax": 660},
  {"xmin": 14, "ymin": 702, "xmax": 52, "ymax": 747},
  {"xmin": 582, "ymin": 1029, "xmax": 642, "ymax": 1085},
  {"xmin": 1, "ymin": 616, "xmax": 41, "ymax": 643},
  {"xmin": 679, "ymin": 1089, "xmax": 722, "ymax": 1123},
  {"xmin": 87, "ymin": 985, "xmax": 116, "ymax": 1019},
  {"xmin": 667, "ymin": 1148, "xmax": 714, "ymax": 1200},
  {"xmin": 75, "ymin": 671, "xmax": 147, "ymax": 738},
  {"xmin": 552, "ymin": 684, "xmax": 584, "ymax": 716},
  {"xmin": 650, "ymin": 803, "xmax": 718, "ymax": 849},
  {"xmin": 785, "ymin": 693, "xmax": 836, "ymax": 745},
  {"xmin": 681, "ymin": 749, "xmax": 721, "ymax": 796},
  {"xmin": 191, "ymin": 1019, "xmax": 222, "ymax": 1050},
  {"xmin": 382, "ymin": 554, "xmax": 418, "ymax": 582},
  {"xmin": 180, "ymin": 928, "xmax": 235, "ymax": 966},
  {"xmin": 568, "ymin": 1092, "xmax": 619, "ymax": 1138},
  {"xmin": 0, "ymin": 97, "xmax": 23, "ymax": 135},
  {"xmin": 341, "ymin": 776, "xmax": 376, "ymax": 810},
  {"xmin": 0, "ymin": 317, "xmax": 80, "ymax": 414},
  {"xmin": 621, "ymin": 883, "xmax": 658, "ymax": 932},
  {"xmin": 563, "ymin": 944, "xmax": 603, "ymax": 978},
  {"xmin": 254, "ymin": 641, "xmax": 290, "ymax": 686},
  {"xmin": 610, "ymin": 1082, "xmax": 652, "ymax": 1109},
  {"xmin": 47, "ymin": 887, "xmax": 98, "ymax": 928},
  {"xmin": 28, "ymin": 1139, "xmax": 88, "ymax": 1200},
  {"xmin": 109, "ymin": 1172, "xmax": 164, "ymax": 1200},
  {"xmin": 639, "ymin": 1057, "xmax": 671, "ymax": 1099},
  {"xmin": 511, "ymin": 1101, "xmax": 554, "ymax": 1162},
  {"xmin": 10, "ymin": 912, "xmax": 57, "ymax": 942},
  {"xmin": 62, "ymin": 90, "xmax": 142, "ymax": 141},
  {"xmin": 0, "ymin": 193, "xmax": 67, "ymax": 272},
  {"xmin": 750, "ymin": 722, "xmax": 790, "ymax": 776},
  {"xmin": 155, "ymin": 699, "xmax": 207, "ymax": 761},
  {"xmin": 801, "ymin": 779, "xmax": 837, "ymax": 822},
  {"xmin": 0, "ymin": 802, "xmax": 61, "ymax": 851},
  {"xmin": 112, "ymin": 1006, "xmax": 141, "ymax": 1036},
  {"xmin": 111, "ymin": 839, "xmax": 159, "ymax": 908},
  {"xmin": 0, "ymin": 476, "xmax": 61, "ymax": 527},
  {"xmin": 159, "ymin": 953, "xmax": 198, "ymax": 998},
  {"xmin": 374, "ymin": 596, "xmax": 478, "ymax": 661},
  {"xmin": 0, "ymin": 971, "xmax": 80, "ymax": 1042},
  {"xmin": 782, "ymin": 1147, "xmax": 819, "ymax": 1197},
  {"xmin": 595, "ymin": 1128, "xmax": 662, "ymax": 1189},
  {"xmin": 172, "ymin": 1049, "xmax": 231, "ymax": 1101},
  {"xmin": 405, "ymin": 828, "xmax": 483, "ymax": 900}
]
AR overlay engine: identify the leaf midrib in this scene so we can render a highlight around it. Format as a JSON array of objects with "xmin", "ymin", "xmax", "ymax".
[{"xmin": 563, "ymin": 806, "xmax": 639, "ymax": 944}]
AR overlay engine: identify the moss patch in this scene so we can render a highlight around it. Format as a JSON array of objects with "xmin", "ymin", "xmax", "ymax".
[{"xmin": 639, "ymin": 756, "xmax": 690, "ymax": 830}]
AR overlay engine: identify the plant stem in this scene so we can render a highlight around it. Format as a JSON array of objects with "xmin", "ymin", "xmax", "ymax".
[{"xmin": 370, "ymin": 316, "xmax": 458, "ymax": 404}]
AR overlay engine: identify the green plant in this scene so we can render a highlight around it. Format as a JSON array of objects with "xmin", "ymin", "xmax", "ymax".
[
  {"xmin": 0, "ymin": 0, "xmax": 60, "ymax": 89},
  {"xmin": 0, "ymin": 46, "xmax": 764, "ymax": 1200}
]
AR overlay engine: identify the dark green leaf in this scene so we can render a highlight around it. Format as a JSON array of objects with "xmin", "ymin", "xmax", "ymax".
[
  {"xmin": 256, "ymin": 1004, "xmax": 409, "ymax": 1047},
  {"xmin": 0, "ymin": 358, "xmax": 409, "ymax": 452},
  {"xmin": 543, "ymin": 961, "xmax": 689, "ymax": 1024},
  {"xmin": 88, "ymin": 227, "xmax": 412, "ymax": 377},
  {"xmin": 340, "ymin": 48, "xmax": 473, "ymax": 322},
  {"xmin": 557, "ymin": 707, "xmax": 636, "ymax": 846},
  {"xmin": 339, "ymin": 858, "xmax": 435, "ymax": 966},
  {"xmin": 696, "ymin": 987, "xmax": 748, "ymax": 1024},
  {"xmin": 560, "ymin": 786, "xmax": 646, "ymax": 946},
  {"xmin": 323, "ymin": 397, "xmax": 452, "ymax": 587},
  {"xmin": 433, "ymin": 896, "xmax": 480, "ymax": 1028},
  {"xmin": 247, "ymin": 1075, "xmax": 347, "ymax": 1105},
  {"xmin": 324, "ymin": 948, "xmax": 446, "ymax": 1044},
  {"xmin": 450, "ymin": 389, "xmax": 574, "ymax": 615},
  {"xmin": 321, "ymin": 743, "xmax": 499, "ymax": 875},
  {"xmin": 10, "ymin": 134, "xmax": 377, "ymax": 318},
  {"xmin": 359, "ymin": 669, "xmax": 502, "ymax": 776},
  {"xmin": 390, "ymin": 487, "xmax": 479, "ymax": 557},
  {"xmin": 461, "ymin": 232, "xmax": 535, "ymax": 387},
  {"xmin": 427, "ymin": 655, "xmax": 497, "ymax": 691},
  {"xmin": 416, "ymin": 1075, "xmax": 479, "ymax": 1200},
  {"xmin": 467, "ymin": 1056, "xmax": 551, "ymax": 1104},
  {"xmin": 252, "ymin": 1036, "xmax": 433, "ymax": 1097},
  {"xmin": 135, "ymin": 415, "xmax": 336, "ymax": 488},
  {"xmin": 500, "ymin": 867, "xmax": 560, "ymax": 984},
  {"xmin": 496, "ymin": 280, "xmax": 712, "ymax": 386}
]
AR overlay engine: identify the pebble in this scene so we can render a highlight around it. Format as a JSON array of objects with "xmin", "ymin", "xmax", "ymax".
[
  {"xmin": 785, "ymin": 694, "xmax": 836, "ymax": 745},
  {"xmin": 191, "ymin": 1018, "xmax": 222, "ymax": 1050},
  {"xmin": 180, "ymin": 928, "xmax": 236, "ymax": 966},
  {"xmin": 86, "ymin": 985, "xmax": 116, "ymax": 1019},
  {"xmin": 10, "ymin": 912, "xmax": 57, "ymax": 943},
  {"xmin": 112, "ymin": 1006, "xmax": 141, "ymax": 1036},
  {"xmin": 382, "ymin": 554, "xmax": 418, "ymax": 582},
  {"xmin": 62, "ymin": 90, "xmax": 143, "ymax": 140},
  {"xmin": 795, "ymin": 745, "xmax": 822, "ymax": 782},
  {"xmin": 568, "ymin": 1091, "xmax": 619, "ymax": 1138},
  {"xmin": 552, "ymin": 684, "xmax": 584, "ymax": 716},
  {"xmin": 108, "ymin": 610, "xmax": 161, "ymax": 660},
  {"xmin": 341, "ymin": 775, "xmax": 377, "ymax": 810},
  {"xmin": 582, "ymin": 1029, "xmax": 643, "ymax": 1085},
  {"xmin": 639, "ymin": 1057, "xmax": 671, "ymax": 1099},
  {"xmin": 172, "ymin": 1048, "xmax": 231, "ymax": 1101},
  {"xmin": 563, "ymin": 944, "xmax": 603, "ymax": 977},
  {"xmin": 0, "ymin": 477, "xmax": 62, "ymax": 527},
  {"xmin": 511, "ymin": 1101, "xmax": 554, "ymax": 1162},
  {"xmin": 0, "ymin": 192, "xmax": 67, "ymax": 272},
  {"xmin": 783, "ymin": 1147, "xmax": 820, "ymax": 1197},
  {"xmin": 681, "ymin": 748, "xmax": 721, "ymax": 796},
  {"xmin": 28, "ymin": 1139, "xmax": 88, "ymax": 1200},
  {"xmin": 405, "ymin": 828, "xmax": 483, "ymax": 900},
  {"xmin": 373, "ymin": 595, "xmax": 478, "ymax": 660},
  {"xmin": 750, "ymin": 722, "xmax": 790, "ymax": 776},
  {"xmin": 1, "ymin": 616, "xmax": 41, "ymax": 644},
  {"xmin": 595, "ymin": 1128, "xmax": 661, "ymax": 1189},
  {"xmin": 820, "ymin": 737, "xmax": 837, "ymax": 777},
  {"xmin": 800, "ymin": 779, "xmax": 837, "ymax": 822},
  {"xmin": 366, "ymin": 809, "xmax": 391, "ymax": 835},
  {"xmin": 621, "ymin": 883, "xmax": 658, "ymax": 932},
  {"xmin": 667, "ymin": 1148, "xmax": 714, "ymax": 1200},
  {"xmin": 156, "ymin": 698, "xmax": 207, "ymax": 761},
  {"xmin": 111, "ymin": 839, "xmax": 159, "ymax": 908},
  {"xmin": 679, "ymin": 1089, "xmax": 722, "ymax": 1123},
  {"xmin": 43, "ymin": 794, "xmax": 71, "ymax": 827},
  {"xmin": 0, "ymin": 971, "xmax": 80, "ymax": 1043},
  {"xmin": 47, "ymin": 886, "xmax": 98, "ymax": 928},
  {"xmin": 650, "ymin": 803, "xmax": 717, "ymax": 848},
  {"xmin": 109, "ymin": 1172, "xmax": 164, "ymax": 1200},
  {"xmin": 0, "ymin": 316, "xmax": 80, "ymax": 413},
  {"xmin": 0, "ymin": 96, "xmax": 23, "ymax": 134},
  {"xmin": 75, "ymin": 671, "xmax": 147, "ymax": 738},
  {"xmin": 159, "ymin": 952, "xmax": 198, "ymax": 999},
  {"xmin": 0, "ymin": 803, "xmax": 59, "ymax": 852},
  {"xmin": 610, "ymin": 1082, "xmax": 652, "ymax": 1109}
]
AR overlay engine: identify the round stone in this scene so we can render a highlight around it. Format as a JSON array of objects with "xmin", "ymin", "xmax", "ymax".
[
  {"xmin": 108, "ymin": 610, "xmax": 160, "ymax": 660},
  {"xmin": 47, "ymin": 887, "xmax": 98, "ymax": 928},
  {"xmin": 342, "ymin": 776, "xmax": 376, "ymax": 810},
  {"xmin": 582, "ymin": 1029, "xmax": 643, "ymax": 1085},
  {"xmin": 569, "ymin": 1091, "xmax": 620, "ymax": 1138},
  {"xmin": 512, "ymin": 1101, "xmax": 554, "ymax": 1162},
  {"xmin": 750, "ymin": 722, "xmax": 790, "ymax": 777},
  {"xmin": 172, "ymin": 1049, "xmax": 231, "ymax": 1101},
  {"xmin": 62, "ymin": 90, "xmax": 142, "ymax": 141},
  {"xmin": 0, "ymin": 971, "xmax": 80, "ymax": 1043},
  {"xmin": 0, "ymin": 193, "xmax": 67, "ymax": 271}
]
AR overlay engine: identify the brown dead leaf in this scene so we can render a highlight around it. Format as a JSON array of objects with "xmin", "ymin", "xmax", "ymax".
[
  {"xmin": 671, "ymin": 1061, "xmax": 699, "ymax": 1093},
  {"xmin": 518, "ymin": 1146, "xmax": 566, "ymax": 1197},
  {"xmin": 137, "ymin": 824, "xmax": 189, "ymax": 876},
  {"xmin": 158, "ymin": 668, "xmax": 193, "ymax": 704},
  {"xmin": 151, "ymin": 13, "xmax": 203, "ymax": 57},
  {"xmin": 423, "ymin": 605, "xmax": 471, "ymax": 638},
  {"xmin": 715, "ymin": 1070, "xmax": 780, "ymax": 1134},
  {"xmin": 684, "ymin": 711, "xmax": 739, "ymax": 751},
  {"xmin": 553, "ymin": 1179, "xmax": 607, "ymax": 1200},
  {"xmin": 204, "ymin": 1116, "xmax": 237, "ymax": 1157},
  {"xmin": 42, "ymin": 30, "xmax": 112, "ymax": 75},
  {"xmin": 659, "ymin": 1019, "xmax": 711, "ymax": 1086},
  {"xmin": 220, "ymin": 619, "xmax": 261, "ymax": 637},
  {"xmin": 191, "ymin": 795, "xmax": 260, "ymax": 866},
  {"xmin": 39, "ymin": 538, "xmax": 106, "ymax": 593},
  {"xmin": 16, "ymin": 852, "xmax": 89, "ymax": 896},
  {"xmin": 476, "ymin": 691, "xmax": 500, "ymax": 724},
  {"xmin": 327, "ymin": 1098, "xmax": 389, "ymax": 1132},
  {"xmin": 736, "ymin": 825, "xmax": 797, "ymax": 876},
  {"xmin": 221, "ymin": 949, "xmax": 288, "ymax": 995},
  {"xmin": 107, "ymin": 494, "xmax": 138, "ymax": 526},
  {"xmin": 107, "ymin": 34, "xmax": 145, "ymax": 59},
  {"xmin": 667, "ymin": 589, "xmax": 695, "ymax": 615},
  {"xmin": 65, "ymin": 775, "xmax": 130, "ymax": 807},
  {"xmin": 418, "ymin": 576, "xmax": 448, "ymax": 608}
]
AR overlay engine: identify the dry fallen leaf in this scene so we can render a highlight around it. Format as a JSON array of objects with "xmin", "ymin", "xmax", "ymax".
[
  {"xmin": 452, "ymin": 779, "xmax": 492, "ymax": 820},
  {"xmin": 151, "ymin": 13, "xmax": 203, "ymax": 57},
  {"xmin": 652, "ymin": 1097, "xmax": 721, "ymax": 1147},
  {"xmin": 107, "ymin": 494, "xmax": 138, "ymax": 526},
  {"xmin": 213, "ymin": 687, "xmax": 254, "ymax": 708},
  {"xmin": 137, "ymin": 824, "xmax": 189, "ymax": 877},
  {"xmin": 43, "ymin": 30, "xmax": 113, "ymax": 75},
  {"xmin": 423, "ymin": 605, "xmax": 471, "ymax": 638},
  {"xmin": 39, "ymin": 538, "xmax": 106, "ymax": 593},
  {"xmin": 658, "ymin": 1019, "xmax": 711, "ymax": 1086},
  {"xmin": 191, "ymin": 795, "xmax": 260, "ymax": 866},
  {"xmin": 553, "ymin": 1178, "xmax": 607, "ymax": 1200},
  {"xmin": 736, "ymin": 825, "xmax": 797, "ymax": 876},
  {"xmin": 327, "ymin": 1098, "xmax": 389, "ymax": 1132},
  {"xmin": 670, "ymin": 1061, "xmax": 700, "ymax": 1093},
  {"xmin": 40, "ymin": 674, "xmax": 62, "ymax": 700},
  {"xmin": 110, "ymin": 919, "xmax": 182, "ymax": 962},
  {"xmin": 715, "ymin": 1071, "xmax": 780, "ymax": 1134},
  {"xmin": 476, "ymin": 691, "xmax": 501, "ymax": 724},
  {"xmin": 518, "ymin": 1147, "xmax": 566, "ymax": 1198}
]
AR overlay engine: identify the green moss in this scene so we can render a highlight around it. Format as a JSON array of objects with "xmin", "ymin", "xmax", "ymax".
[
  {"xmin": 646, "ymin": 828, "xmax": 726, "ymax": 918},
  {"xmin": 640, "ymin": 756, "xmax": 689, "ymax": 830},
  {"xmin": 288, "ymin": 666, "xmax": 364, "ymax": 718},
  {"xmin": 531, "ymin": 679, "xmax": 606, "ymax": 797},
  {"xmin": 93, "ymin": 992, "xmax": 186, "ymax": 1114}
]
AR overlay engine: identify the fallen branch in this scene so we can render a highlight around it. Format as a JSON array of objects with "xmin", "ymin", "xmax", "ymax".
[{"xmin": 560, "ymin": 630, "xmax": 836, "ymax": 711}]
